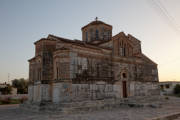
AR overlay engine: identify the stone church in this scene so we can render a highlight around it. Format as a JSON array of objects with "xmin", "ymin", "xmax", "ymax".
[{"xmin": 28, "ymin": 19, "xmax": 159, "ymax": 103}]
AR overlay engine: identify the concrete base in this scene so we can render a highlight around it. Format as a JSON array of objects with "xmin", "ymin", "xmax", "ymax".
[
  {"xmin": 21, "ymin": 95, "xmax": 164, "ymax": 113},
  {"xmin": 28, "ymin": 81, "xmax": 160, "ymax": 104}
]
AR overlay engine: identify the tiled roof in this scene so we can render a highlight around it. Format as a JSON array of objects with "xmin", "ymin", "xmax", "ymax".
[{"xmin": 48, "ymin": 34, "xmax": 112, "ymax": 50}]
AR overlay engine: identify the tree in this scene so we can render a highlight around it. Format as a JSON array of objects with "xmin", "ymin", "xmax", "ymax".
[
  {"xmin": 12, "ymin": 78, "xmax": 28, "ymax": 94},
  {"xmin": 174, "ymin": 84, "xmax": 180, "ymax": 95},
  {"xmin": 0, "ymin": 84, "xmax": 12, "ymax": 95}
]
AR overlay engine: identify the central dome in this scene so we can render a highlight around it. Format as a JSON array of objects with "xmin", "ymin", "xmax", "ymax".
[{"xmin": 81, "ymin": 19, "xmax": 112, "ymax": 43}]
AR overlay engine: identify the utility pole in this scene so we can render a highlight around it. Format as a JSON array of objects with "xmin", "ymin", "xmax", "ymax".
[{"xmin": 8, "ymin": 73, "xmax": 10, "ymax": 84}]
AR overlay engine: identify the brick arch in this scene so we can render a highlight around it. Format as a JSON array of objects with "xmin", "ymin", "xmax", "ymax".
[{"xmin": 120, "ymin": 68, "xmax": 128, "ymax": 80}]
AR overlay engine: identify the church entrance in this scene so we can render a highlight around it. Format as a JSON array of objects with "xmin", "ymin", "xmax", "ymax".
[{"xmin": 122, "ymin": 81, "xmax": 127, "ymax": 98}]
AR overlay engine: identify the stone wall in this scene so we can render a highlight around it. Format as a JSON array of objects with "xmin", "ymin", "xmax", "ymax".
[
  {"xmin": 53, "ymin": 50, "xmax": 70, "ymax": 80},
  {"xmin": 29, "ymin": 81, "xmax": 159, "ymax": 103},
  {"xmin": 130, "ymin": 81, "xmax": 160, "ymax": 96},
  {"xmin": 51, "ymin": 82, "xmax": 121, "ymax": 103},
  {"xmin": 69, "ymin": 50, "xmax": 113, "ymax": 83},
  {"xmin": 127, "ymin": 34, "xmax": 141, "ymax": 54},
  {"xmin": 71, "ymin": 83, "xmax": 118, "ymax": 101},
  {"xmin": 28, "ymin": 84, "xmax": 50, "ymax": 102},
  {"xmin": 52, "ymin": 82, "xmax": 71, "ymax": 103},
  {"xmin": 50, "ymin": 81, "xmax": 159, "ymax": 103}
]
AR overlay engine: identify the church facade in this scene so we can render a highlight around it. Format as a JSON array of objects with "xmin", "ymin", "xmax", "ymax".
[{"xmin": 28, "ymin": 19, "xmax": 159, "ymax": 103}]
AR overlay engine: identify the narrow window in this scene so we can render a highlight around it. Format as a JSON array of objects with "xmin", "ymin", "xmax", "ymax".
[
  {"xmin": 108, "ymin": 31, "xmax": 111, "ymax": 40},
  {"xmin": 122, "ymin": 73, "xmax": 127, "ymax": 78},
  {"xmin": 123, "ymin": 48, "xmax": 126, "ymax": 56},
  {"xmin": 57, "ymin": 67, "xmax": 59, "ymax": 80},
  {"xmin": 86, "ymin": 32, "xmax": 88, "ymax": 41},
  {"xmin": 95, "ymin": 29, "xmax": 99, "ymax": 40}
]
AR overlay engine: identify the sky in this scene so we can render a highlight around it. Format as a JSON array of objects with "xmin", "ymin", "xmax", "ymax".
[{"xmin": 0, "ymin": 0, "xmax": 180, "ymax": 83}]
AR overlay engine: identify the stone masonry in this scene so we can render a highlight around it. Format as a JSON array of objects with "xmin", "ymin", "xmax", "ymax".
[{"xmin": 28, "ymin": 19, "xmax": 159, "ymax": 104}]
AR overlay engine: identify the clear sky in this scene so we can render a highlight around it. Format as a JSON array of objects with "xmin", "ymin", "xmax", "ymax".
[{"xmin": 0, "ymin": 0, "xmax": 180, "ymax": 83}]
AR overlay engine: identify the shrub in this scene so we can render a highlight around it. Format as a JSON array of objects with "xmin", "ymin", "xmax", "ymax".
[
  {"xmin": 0, "ymin": 85, "xmax": 12, "ymax": 95},
  {"xmin": 1, "ymin": 97, "xmax": 11, "ymax": 104},
  {"xmin": 174, "ymin": 84, "xmax": 180, "ymax": 95},
  {"xmin": 10, "ymin": 99, "xmax": 21, "ymax": 104}
]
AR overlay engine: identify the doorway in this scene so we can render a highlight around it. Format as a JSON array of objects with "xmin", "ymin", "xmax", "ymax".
[{"xmin": 122, "ymin": 81, "xmax": 127, "ymax": 98}]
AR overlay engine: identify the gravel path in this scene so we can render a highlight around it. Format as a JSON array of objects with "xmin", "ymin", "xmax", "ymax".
[{"xmin": 0, "ymin": 96, "xmax": 180, "ymax": 120}]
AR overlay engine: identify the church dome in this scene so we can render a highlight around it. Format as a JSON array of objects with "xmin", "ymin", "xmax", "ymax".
[{"xmin": 81, "ymin": 18, "xmax": 112, "ymax": 43}]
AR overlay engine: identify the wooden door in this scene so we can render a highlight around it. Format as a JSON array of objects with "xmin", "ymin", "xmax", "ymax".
[{"xmin": 122, "ymin": 81, "xmax": 127, "ymax": 98}]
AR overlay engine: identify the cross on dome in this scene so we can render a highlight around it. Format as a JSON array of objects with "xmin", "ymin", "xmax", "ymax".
[{"xmin": 95, "ymin": 17, "xmax": 98, "ymax": 21}]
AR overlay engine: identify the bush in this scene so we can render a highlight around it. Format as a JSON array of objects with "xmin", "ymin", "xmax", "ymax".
[
  {"xmin": 12, "ymin": 78, "xmax": 28, "ymax": 94},
  {"xmin": 0, "ymin": 85, "xmax": 12, "ymax": 95},
  {"xmin": 0, "ymin": 96, "xmax": 29, "ymax": 105},
  {"xmin": 10, "ymin": 99, "xmax": 21, "ymax": 104},
  {"xmin": 174, "ymin": 84, "xmax": 180, "ymax": 95},
  {"xmin": 1, "ymin": 97, "xmax": 11, "ymax": 104}
]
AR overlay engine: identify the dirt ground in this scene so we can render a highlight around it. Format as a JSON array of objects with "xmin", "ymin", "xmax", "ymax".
[{"xmin": 0, "ymin": 96, "xmax": 180, "ymax": 120}]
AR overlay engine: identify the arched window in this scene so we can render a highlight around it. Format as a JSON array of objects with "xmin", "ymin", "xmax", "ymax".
[
  {"xmin": 123, "ymin": 47, "xmax": 126, "ymax": 56},
  {"xmin": 108, "ymin": 31, "xmax": 111, "ymax": 40},
  {"xmin": 122, "ymin": 73, "xmax": 127, "ymax": 78},
  {"xmin": 95, "ymin": 29, "xmax": 99, "ymax": 40},
  {"xmin": 120, "ymin": 41, "xmax": 126, "ymax": 57}
]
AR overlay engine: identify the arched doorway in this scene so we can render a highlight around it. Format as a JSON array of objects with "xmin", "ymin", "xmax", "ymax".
[
  {"xmin": 122, "ymin": 81, "xmax": 127, "ymax": 98},
  {"xmin": 122, "ymin": 72, "xmax": 127, "ymax": 98}
]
